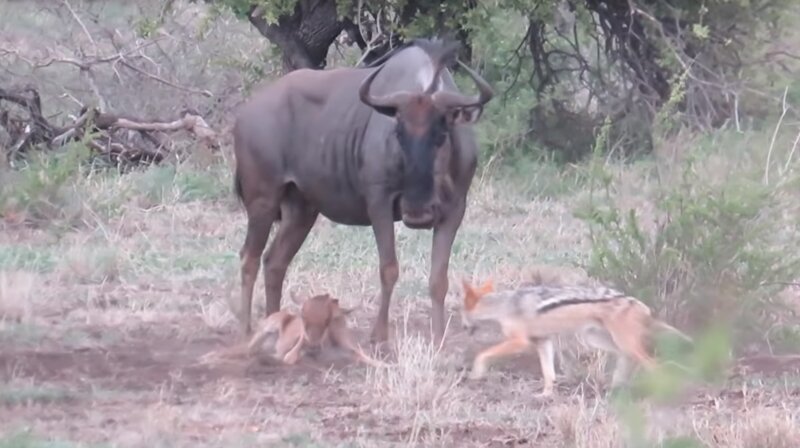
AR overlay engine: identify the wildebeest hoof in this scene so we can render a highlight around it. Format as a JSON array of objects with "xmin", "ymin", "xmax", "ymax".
[
  {"xmin": 467, "ymin": 368, "xmax": 486, "ymax": 381},
  {"xmin": 240, "ymin": 322, "xmax": 252, "ymax": 337},
  {"xmin": 370, "ymin": 326, "xmax": 389, "ymax": 345}
]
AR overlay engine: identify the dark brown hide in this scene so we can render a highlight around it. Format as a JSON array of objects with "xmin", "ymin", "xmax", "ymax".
[{"xmin": 232, "ymin": 38, "xmax": 493, "ymax": 346}]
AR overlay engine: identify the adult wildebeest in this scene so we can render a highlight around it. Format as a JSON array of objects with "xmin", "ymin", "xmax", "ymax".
[{"xmin": 232, "ymin": 38, "xmax": 493, "ymax": 346}]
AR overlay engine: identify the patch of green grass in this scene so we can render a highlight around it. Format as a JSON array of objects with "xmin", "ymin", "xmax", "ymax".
[
  {"xmin": 0, "ymin": 323, "xmax": 45, "ymax": 345},
  {"xmin": 0, "ymin": 384, "xmax": 78, "ymax": 406},
  {"xmin": 278, "ymin": 434, "xmax": 327, "ymax": 447},
  {"xmin": 0, "ymin": 246, "xmax": 57, "ymax": 273},
  {"xmin": 58, "ymin": 245, "xmax": 124, "ymax": 284},
  {"xmin": 0, "ymin": 431, "xmax": 100, "ymax": 448},
  {"xmin": 0, "ymin": 141, "xmax": 91, "ymax": 228},
  {"xmin": 127, "ymin": 163, "xmax": 232, "ymax": 207},
  {"xmin": 490, "ymin": 156, "xmax": 591, "ymax": 200}
]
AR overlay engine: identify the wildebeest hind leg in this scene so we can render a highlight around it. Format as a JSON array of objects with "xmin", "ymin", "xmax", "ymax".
[
  {"xmin": 239, "ymin": 197, "xmax": 280, "ymax": 336},
  {"xmin": 428, "ymin": 201, "xmax": 466, "ymax": 347},
  {"xmin": 368, "ymin": 209, "xmax": 399, "ymax": 344},
  {"xmin": 262, "ymin": 186, "xmax": 319, "ymax": 317}
]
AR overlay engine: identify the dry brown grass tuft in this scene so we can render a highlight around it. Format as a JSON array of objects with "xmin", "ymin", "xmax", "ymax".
[
  {"xmin": 549, "ymin": 399, "xmax": 620, "ymax": 447},
  {"xmin": 0, "ymin": 271, "xmax": 36, "ymax": 324},
  {"xmin": 737, "ymin": 409, "xmax": 800, "ymax": 448},
  {"xmin": 365, "ymin": 307, "xmax": 465, "ymax": 420},
  {"xmin": 57, "ymin": 244, "xmax": 124, "ymax": 284}
]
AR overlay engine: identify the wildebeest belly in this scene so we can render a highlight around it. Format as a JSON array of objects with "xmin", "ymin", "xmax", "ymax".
[{"xmin": 292, "ymin": 178, "xmax": 372, "ymax": 226}]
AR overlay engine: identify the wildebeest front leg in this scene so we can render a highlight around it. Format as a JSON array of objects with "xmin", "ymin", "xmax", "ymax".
[
  {"xmin": 369, "ymin": 210, "xmax": 399, "ymax": 344},
  {"xmin": 429, "ymin": 201, "xmax": 466, "ymax": 347}
]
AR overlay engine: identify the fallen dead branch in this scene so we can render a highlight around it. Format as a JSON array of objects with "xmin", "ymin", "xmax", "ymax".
[{"xmin": 1, "ymin": 85, "xmax": 218, "ymax": 167}]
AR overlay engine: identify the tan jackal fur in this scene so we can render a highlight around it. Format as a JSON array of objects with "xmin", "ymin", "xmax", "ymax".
[{"xmin": 460, "ymin": 279, "xmax": 691, "ymax": 397}]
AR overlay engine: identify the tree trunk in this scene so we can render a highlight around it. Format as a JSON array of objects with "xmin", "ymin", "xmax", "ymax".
[{"xmin": 247, "ymin": 0, "xmax": 345, "ymax": 73}]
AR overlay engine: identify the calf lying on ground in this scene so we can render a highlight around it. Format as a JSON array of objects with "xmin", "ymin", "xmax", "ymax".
[{"xmin": 204, "ymin": 293, "xmax": 387, "ymax": 368}]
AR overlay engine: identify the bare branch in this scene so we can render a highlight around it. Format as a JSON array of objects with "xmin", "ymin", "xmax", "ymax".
[
  {"xmin": 61, "ymin": 0, "xmax": 97, "ymax": 53},
  {"xmin": 764, "ymin": 86, "xmax": 789, "ymax": 185},
  {"xmin": 784, "ymin": 129, "xmax": 800, "ymax": 175},
  {"xmin": 1, "ymin": 86, "xmax": 218, "ymax": 165},
  {"xmin": 117, "ymin": 60, "xmax": 213, "ymax": 97},
  {"xmin": 354, "ymin": 0, "xmax": 385, "ymax": 67},
  {"xmin": 105, "ymin": 113, "xmax": 217, "ymax": 141}
]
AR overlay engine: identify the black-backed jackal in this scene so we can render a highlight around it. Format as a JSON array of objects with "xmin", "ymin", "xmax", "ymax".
[{"xmin": 460, "ymin": 279, "xmax": 691, "ymax": 397}]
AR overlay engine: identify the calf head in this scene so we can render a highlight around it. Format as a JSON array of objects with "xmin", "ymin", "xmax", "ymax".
[
  {"xmin": 359, "ymin": 46, "xmax": 493, "ymax": 229},
  {"xmin": 300, "ymin": 293, "xmax": 356, "ymax": 346}
]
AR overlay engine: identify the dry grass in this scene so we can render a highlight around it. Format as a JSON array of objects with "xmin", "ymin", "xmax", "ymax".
[
  {"xmin": 1, "ymin": 147, "xmax": 799, "ymax": 447},
  {"xmin": 2, "ymin": 2, "xmax": 800, "ymax": 446}
]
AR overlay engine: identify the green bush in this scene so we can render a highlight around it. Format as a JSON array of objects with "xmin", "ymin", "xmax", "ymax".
[
  {"xmin": 0, "ymin": 141, "xmax": 91, "ymax": 228},
  {"xmin": 576, "ymin": 136, "xmax": 800, "ymax": 352}
]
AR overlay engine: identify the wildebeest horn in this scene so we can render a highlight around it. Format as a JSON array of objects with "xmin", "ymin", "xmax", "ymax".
[
  {"xmin": 359, "ymin": 64, "xmax": 414, "ymax": 110},
  {"xmin": 424, "ymin": 40, "xmax": 461, "ymax": 96},
  {"xmin": 432, "ymin": 60, "xmax": 494, "ymax": 110}
]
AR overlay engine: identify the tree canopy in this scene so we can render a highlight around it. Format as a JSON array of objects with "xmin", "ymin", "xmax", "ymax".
[{"xmin": 203, "ymin": 0, "xmax": 793, "ymax": 160}]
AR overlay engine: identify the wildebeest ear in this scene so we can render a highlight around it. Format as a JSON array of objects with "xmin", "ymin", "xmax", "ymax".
[{"xmin": 450, "ymin": 106, "xmax": 483, "ymax": 125}]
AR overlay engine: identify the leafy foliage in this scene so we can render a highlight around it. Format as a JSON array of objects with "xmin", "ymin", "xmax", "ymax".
[
  {"xmin": 208, "ymin": 0, "xmax": 799, "ymax": 161},
  {"xmin": 576, "ymin": 128, "xmax": 800, "ymax": 351},
  {"xmin": 0, "ymin": 138, "xmax": 93, "ymax": 228}
]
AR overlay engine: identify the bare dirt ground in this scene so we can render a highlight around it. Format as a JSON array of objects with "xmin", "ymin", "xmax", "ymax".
[
  {"xmin": 2, "ymin": 178, "xmax": 800, "ymax": 447},
  {"xmin": 2, "ymin": 314, "xmax": 800, "ymax": 447}
]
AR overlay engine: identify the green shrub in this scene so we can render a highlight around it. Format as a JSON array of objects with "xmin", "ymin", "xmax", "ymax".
[
  {"xmin": 576, "ymin": 136, "xmax": 800, "ymax": 352},
  {"xmin": 0, "ymin": 141, "xmax": 91, "ymax": 228}
]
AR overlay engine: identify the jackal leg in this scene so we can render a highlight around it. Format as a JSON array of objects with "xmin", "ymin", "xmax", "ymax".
[
  {"xmin": 469, "ymin": 333, "xmax": 530, "ymax": 380},
  {"xmin": 602, "ymin": 319, "xmax": 658, "ymax": 387},
  {"xmin": 534, "ymin": 338, "xmax": 557, "ymax": 397},
  {"xmin": 581, "ymin": 326, "xmax": 636, "ymax": 388},
  {"xmin": 610, "ymin": 355, "xmax": 634, "ymax": 388},
  {"xmin": 608, "ymin": 326, "xmax": 656, "ymax": 369}
]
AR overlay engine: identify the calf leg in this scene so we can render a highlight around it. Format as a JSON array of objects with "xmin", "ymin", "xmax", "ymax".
[
  {"xmin": 429, "ymin": 200, "xmax": 466, "ymax": 347},
  {"xmin": 239, "ymin": 197, "xmax": 280, "ymax": 335},
  {"xmin": 262, "ymin": 188, "xmax": 318, "ymax": 316},
  {"xmin": 368, "ymin": 209, "xmax": 399, "ymax": 344}
]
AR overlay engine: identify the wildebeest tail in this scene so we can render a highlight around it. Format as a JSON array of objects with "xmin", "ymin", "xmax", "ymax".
[{"xmin": 233, "ymin": 166, "xmax": 244, "ymax": 204}]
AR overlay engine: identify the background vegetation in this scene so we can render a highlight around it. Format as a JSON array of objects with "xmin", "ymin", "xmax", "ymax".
[{"xmin": 2, "ymin": 0, "xmax": 800, "ymax": 446}]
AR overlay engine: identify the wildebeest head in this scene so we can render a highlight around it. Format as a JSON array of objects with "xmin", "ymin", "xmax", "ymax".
[{"xmin": 358, "ymin": 45, "xmax": 493, "ymax": 229}]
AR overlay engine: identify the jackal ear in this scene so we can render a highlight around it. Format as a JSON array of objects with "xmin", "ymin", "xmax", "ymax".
[{"xmin": 479, "ymin": 278, "xmax": 494, "ymax": 294}]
